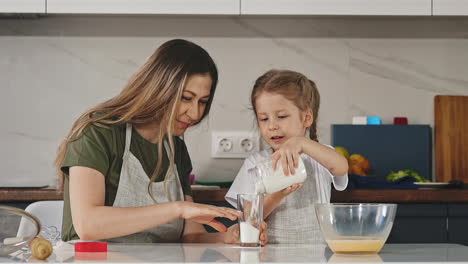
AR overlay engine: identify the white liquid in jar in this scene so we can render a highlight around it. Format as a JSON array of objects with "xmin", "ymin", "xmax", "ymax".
[
  {"xmin": 239, "ymin": 222, "xmax": 260, "ymax": 243},
  {"xmin": 253, "ymin": 157, "xmax": 307, "ymax": 194}
]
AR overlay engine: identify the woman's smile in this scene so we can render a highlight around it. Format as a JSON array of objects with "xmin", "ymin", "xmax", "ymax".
[{"xmin": 177, "ymin": 120, "xmax": 192, "ymax": 129}]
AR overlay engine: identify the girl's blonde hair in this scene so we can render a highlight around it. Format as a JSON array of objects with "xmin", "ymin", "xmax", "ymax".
[
  {"xmin": 55, "ymin": 39, "xmax": 218, "ymax": 201},
  {"xmin": 251, "ymin": 69, "xmax": 320, "ymax": 142}
]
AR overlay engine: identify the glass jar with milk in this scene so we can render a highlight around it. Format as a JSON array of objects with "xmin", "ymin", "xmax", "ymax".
[
  {"xmin": 237, "ymin": 194, "xmax": 263, "ymax": 247},
  {"xmin": 249, "ymin": 156, "xmax": 307, "ymax": 194}
]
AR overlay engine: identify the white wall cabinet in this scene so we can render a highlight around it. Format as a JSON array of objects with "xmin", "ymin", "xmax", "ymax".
[
  {"xmin": 47, "ymin": 0, "xmax": 240, "ymax": 15},
  {"xmin": 433, "ymin": 0, "xmax": 468, "ymax": 15},
  {"xmin": 0, "ymin": 0, "xmax": 45, "ymax": 13},
  {"xmin": 241, "ymin": 0, "xmax": 432, "ymax": 16},
  {"xmin": 3, "ymin": 0, "xmax": 466, "ymax": 17}
]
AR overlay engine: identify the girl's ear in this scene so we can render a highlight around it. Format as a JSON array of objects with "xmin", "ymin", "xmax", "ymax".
[{"xmin": 303, "ymin": 110, "xmax": 314, "ymax": 128}]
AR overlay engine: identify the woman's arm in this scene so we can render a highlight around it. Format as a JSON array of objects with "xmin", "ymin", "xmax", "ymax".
[
  {"xmin": 182, "ymin": 196, "xmax": 225, "ymax": 243},
  {"xmin": 182, "ymin": 196, "xmax": 267, "ymax": 245},
  {"xmin": 69, "ymin": 166, "xmax": 240, "ymax": 241}
]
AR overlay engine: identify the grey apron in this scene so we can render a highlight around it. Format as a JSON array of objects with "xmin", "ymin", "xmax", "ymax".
[
  {"xmin": 266, "ymin": 156, "xmax": 328, "ymax": 244},
  {"xmin": 108, "ymin": 123, "xmax": 184, "ymax": 243}
]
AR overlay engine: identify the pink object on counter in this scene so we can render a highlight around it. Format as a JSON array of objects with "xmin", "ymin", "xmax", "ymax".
[
  {"xmin": 189, "ymin": 174, "xmax": 195, "ymax": 185},
  {"xmin": 75, "ymin": 242, "xmax": 108, "ymax": 252},
  {"xmin": 74, "ymin": 242, "xmax": 108, "ymax": 261}
]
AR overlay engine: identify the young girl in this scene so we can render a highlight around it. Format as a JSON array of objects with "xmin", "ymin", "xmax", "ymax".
[{"xmin": 226, "ymin": 69, "xmax": 348, "ymax": 244}]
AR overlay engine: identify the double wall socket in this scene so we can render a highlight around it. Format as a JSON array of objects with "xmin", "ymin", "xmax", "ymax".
[{"xmin": 211, "ymin": 131, "xmax": 260, "ymax": 158}]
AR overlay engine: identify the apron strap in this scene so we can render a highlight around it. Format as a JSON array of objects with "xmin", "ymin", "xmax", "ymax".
[
  {"xmin": 163, "ymin": 140, "xmax": 177, "ymax": 177},
  {"xmin": 125, "ymin": 123, "xmax": 132, "ymax": 153},
  {"xmin": 163, "ymin": 140, "xmax": 171, "ymax": 156}
]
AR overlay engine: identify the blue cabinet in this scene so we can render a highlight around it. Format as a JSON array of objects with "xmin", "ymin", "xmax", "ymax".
[
  {"xmin": 447, "ymin": 204, "xmax": 468, "ymax": 245},
  {"xmin": 332, "ymin": 125, "xmax": 432, "ymax": 180},
  {"xmin": 388, "ymin": 204, "xmax": 447, "ymax": 243},
  {"xmin": 388, "ymin": 203, "xmax": 468, "ymax": 246}
]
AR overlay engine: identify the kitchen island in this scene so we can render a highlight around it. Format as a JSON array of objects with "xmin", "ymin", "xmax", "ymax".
[{"xmin": 6, "ymin": 242, "xmax": 468, "ymax": 263}]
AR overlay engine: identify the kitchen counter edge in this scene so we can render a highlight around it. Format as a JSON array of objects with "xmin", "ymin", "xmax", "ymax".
[{"xmin": 2, "ymin": 188, "xmax": 468, "ymax": 203}]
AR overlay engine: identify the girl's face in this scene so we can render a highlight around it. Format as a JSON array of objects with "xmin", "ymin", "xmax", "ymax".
[
  {"xmin": 174, "ymin": 74, "xmax": 212, "ymax": 136},
  {"xmin": 255, "ymin": 92, "xmax": 313, "ymax": 151}
]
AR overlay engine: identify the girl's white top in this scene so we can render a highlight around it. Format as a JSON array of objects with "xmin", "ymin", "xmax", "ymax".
[{"xmin": 225, "ymin": 145, "xmax": 348, "ymax": 244}]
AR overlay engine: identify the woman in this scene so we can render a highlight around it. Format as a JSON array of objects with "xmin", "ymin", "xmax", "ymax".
[{"xmin": 56, "ymin": 39, "xmax": 266, "ymax": 244}]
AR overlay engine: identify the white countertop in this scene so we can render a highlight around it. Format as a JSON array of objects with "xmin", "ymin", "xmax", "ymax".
[{"xmin": 3, "ymin": 243, "xmax": 468, "ymax": 263}]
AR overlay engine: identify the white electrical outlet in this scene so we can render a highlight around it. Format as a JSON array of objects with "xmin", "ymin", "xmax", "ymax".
[
  {"xmin": 218, "ymin": 138, "xmax": 233, "ymax": 152},
  {"xmin": 240, "ymin": 138, "xmax": 255, "ymax": 152},
  {"xmin": 212, "ymin": 131, "xmax": 260, "ymax": 158}
]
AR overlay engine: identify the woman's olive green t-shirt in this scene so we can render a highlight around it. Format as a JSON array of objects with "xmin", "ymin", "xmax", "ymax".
[{"xmin": 60, "ymin": 123, "xmax": 193, "ymax": 241}]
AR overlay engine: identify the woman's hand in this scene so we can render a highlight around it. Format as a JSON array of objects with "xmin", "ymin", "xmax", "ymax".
[
  {"xmin": 178, "ymin": 202, "xmax": 242, "ymax": 232},
  {"xmin": 271, "ymin": 136, "xmax": 306, "ymax": 175},
  {"xmin": 224, "ymin": 222, "xmax": 268, "ymax": 246}
]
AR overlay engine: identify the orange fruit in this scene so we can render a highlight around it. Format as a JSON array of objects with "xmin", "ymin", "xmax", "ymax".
[{"xmin": 349, "ymin": 154, "xmax": 371, "ymax": 175}]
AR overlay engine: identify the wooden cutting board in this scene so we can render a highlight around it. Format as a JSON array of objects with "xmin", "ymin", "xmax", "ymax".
[{"xmin": 434, "ymin": 95, "xmax": 468, "ymax": 183}]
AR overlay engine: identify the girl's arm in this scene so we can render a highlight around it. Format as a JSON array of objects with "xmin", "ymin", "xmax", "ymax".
[
  {"xmin": 265, "ymin": 137, "xmax": 348, "ymax": 218},
  {"xmin": 69, "ymin": 166, "xmax": 240, "ymax": 241},
  {"xmin": 263, "ymin": 183, "xmax": 302, "ymax": 218},
  {"xmin": 300, "ymin": 138, "xmax": 349, "ymax": 176},
  {"xmin": 272, "ymin": 137, "xmax": 348, "ymax": 177}
]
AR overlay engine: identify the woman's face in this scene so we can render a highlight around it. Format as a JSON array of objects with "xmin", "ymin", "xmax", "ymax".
[{"xmin": 174, "ymin": 73, "xmax": 212, "ymax": 136}]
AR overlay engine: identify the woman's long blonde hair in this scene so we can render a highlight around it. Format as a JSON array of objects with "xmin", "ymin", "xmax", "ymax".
[
  {"xmin": 251, "ymin": 69, "xmax": 320, "ymax": 142},
  {"xmin": 55, "ymin": 39, "xmax": 218, "ymax": 201}
]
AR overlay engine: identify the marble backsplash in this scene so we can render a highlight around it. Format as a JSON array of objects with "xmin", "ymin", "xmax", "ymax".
[{"xmin": 0, "ymin": 15, "xmax": 467, "ymax": 186}]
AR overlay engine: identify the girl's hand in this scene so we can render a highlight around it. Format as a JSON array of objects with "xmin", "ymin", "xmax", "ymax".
[
  {"xmin": 224, "ymin": 221, "xmax": 268, "ymax": 246},
  {"xmin": 271, "ymin": 137, "xmax": 305, "ymax": 175},
  {"xmin": 179, "ymin": 202, "xmax": 242, "ymax": 232},
  {"xmin": 279, "ymin": 183, "xmax": 303, "ymax": 196}
]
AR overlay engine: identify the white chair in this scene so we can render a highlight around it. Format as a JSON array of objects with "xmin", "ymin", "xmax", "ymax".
[{"xmin": 17, "ymin": 200, "xmax": 64, "ymax": 239}]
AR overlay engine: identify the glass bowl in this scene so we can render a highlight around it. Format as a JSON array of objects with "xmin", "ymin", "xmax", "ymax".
[
  {"xmin": 0, "ymin": 206, "xmax": 40, "ymax": 256},
  {"xmin": 315, "ymin": 203, "xmax": 397, "ymax": 254}
]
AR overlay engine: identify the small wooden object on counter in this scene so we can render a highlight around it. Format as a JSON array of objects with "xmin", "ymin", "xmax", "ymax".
[
  {"xmin": 29, "ymin": 237, "xmax": 53, "ymax": 260},
  {"xmin": 435, "ymin": 95, "xmax": 468, "ymax": 183}
]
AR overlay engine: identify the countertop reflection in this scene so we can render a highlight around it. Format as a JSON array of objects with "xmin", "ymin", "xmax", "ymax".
[{"xmin": 2, "ymin": 243, "xmax": 468, "ymax": 263}]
